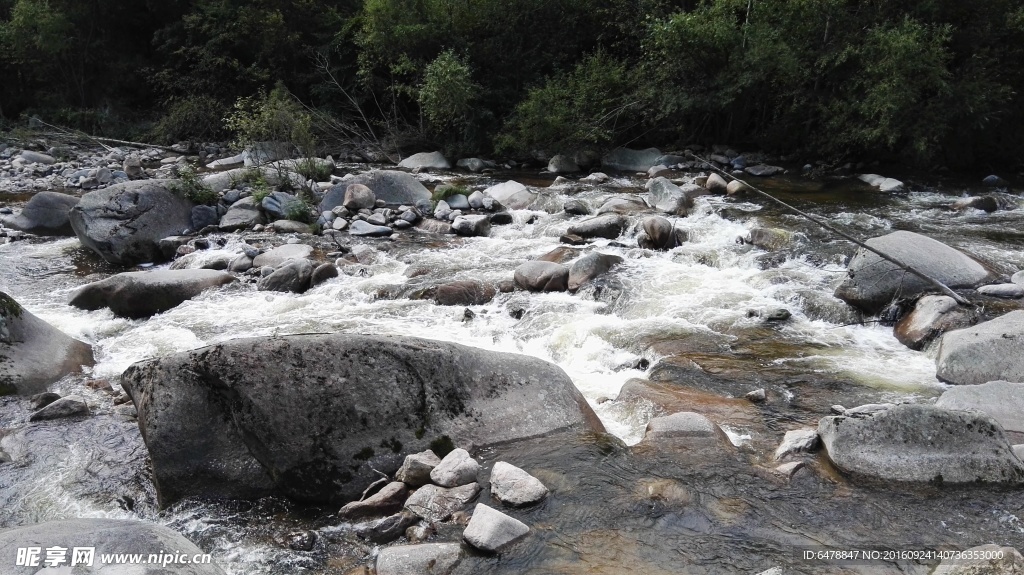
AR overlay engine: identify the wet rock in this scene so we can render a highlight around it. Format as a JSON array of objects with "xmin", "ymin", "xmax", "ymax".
[
  {"xmin": 273, "ymin": 220, "xmax": 313, "ymax": 234},
  {"xmin": 405, "ymin": 483, "xmax": 481, "ymax": 522},
  {"xmin": 1, "ymin": 291, "xmax": 94, "ymax": 396},
  {"xmin": 488, "ymin": 212, "xmax": 513, "ymax": 225},
  {"xmin": 310, "ymin": 263, "xmax": 339, "ymax": 288},
  {"xmin": 746, "ymin": 228, "xmax": 793, "ymax": 250},
  {"xmin": 70, "ymin": 179, "xmax": 194, "ymax": 265},
  {"xmin": 29, "ymin": 395, "xmax": 89, "ymax": 421},
  {"xmin": 952, "ymin": 195, "xmax": 1000, "ymax": 212},
  {"xmin": 219, "ymin": 196, "xmax": 265, "ymax": 231},
  {"xmin": 744, "ymin": 389, "xmax": 766, "ymax": 403},
  {"xmin": 581, "ymin": 172, "xmax": 609, "ymax": 184},
  {"xmin": 638, "ymin": 216, "xmax": 686, "ymax": 250},
  {"xmin": 726, "ymin": 180, "xmax": 754, "ymax": 196},
  {"xmin": 595, "ymin": 196, "xmax": 648, "ymax": 215},
  {"xmin": 0, "ymin": 191, "xmax": 79, "ymax": 235},
  {"xmin": 936, "ymin": 310, "xmax": 1024, "ymax": 385},
  {"xmin": 121, "ymin": 334, "xmax": 601, "ymax": 506},
  {"xmin": 482, "ymin": 180, "xmax": 535, "ymax": 210},
  {"xmin": 818, "ymin": 403, "xmax": 1024, "ymax": 483},
  {"xmin": 858, "ymin": 173, "xmax": 904, "ymax": 192},
  {"xmin": 547, "ymin": 154, "xmax": 579, "ymax": 173},
  {"xmin": 191, "ymin": 204, "xmax": 220, "ymax": 230},
  {"xmin": 349, "ymin": 220, "xmax": 393, "ymax": 237},
  {"xmin": 467, "ymin": 190, "xmax": 485, "ymax": 208},
  {"xmin": 489, "ymin": 461, "xmax": 548, "ymax": 506},
  {"xmin": 894, "ymin": 295, "xmax": 975, "ymax": 350},
  {"xmin": 341, "ymin": 183, "xmax": 376, "ymax": 210},
  {"xmin": 560, "ymin": 234, "xmax": 586, "ymax": 245},
  {"xmin": 537, "ymin": 246, "xmax": 580, "ymax": 264},
  {"xmin": 30, "ymin": 392, "xmax": 61, "ymax": 409},
  {"xmin": 353, "ymin": 510, "xmax": 418, "ymax": 544},
  {"xmin": 405, "ymin": 523, "xmax": 435, "ymax": 543},
  {"xmin": 638, "ymin": 412, "xmax": 730, "ymax": 449},
  {"xmin": 983, "ymin": 175, "xmax": 1008, "ymax": 187},
  {"xmin": 430, "ymin": 448, "xmax": 480, "ymax": 487},
  {"xmin": 416, "ymin": 219, "xmax": 453, "ymax": 234},
  {"xmin": 744, "ymin": 164, "xmax": 782, "ymax": 177},
  {"xmin": 463, "ymin": 503, "xmax": 530, "ymax": 552},
  {"xmin": 257, "ymin": 259, "xmax": 313, "ymax": 293},
  {"xmin": 376, "ymin": 543, "xmax": 462, "ymax": 575},
  {"xmin": 568, "ymin": 252, "xmax": 623, "ymax": 292},
  {"xmin": 435, "ymin": 281, "xmax": 496, "ymax": 306},
  {"xmin": 339, "ymin": 481, "xmax": 409, "ymax": 519},
  {"xmin": 321, "ymin": 171, "xmax": 431, "ymax": 210},
  {"xmin": 445, "ymin": 194, "xmax": 471, "ymax": 210},
  {"xmin": 70, "ymin": 270, "xmax": 238, "ymax": 319},
  {"xmin": 395, "ymin": 450, "xmax": 441, "ymax": 486},
  {"xmin": 932, "ymin": 544, "xmax": 1024, "ymax": 575},
  {"xmin": 706, "ymin": 173, "xmax": 728, "ymax": 193},
  {"xmin": 458, "ymin": 158, "xmax": 488, "ymax": 173},
  {"xmin": 979, "ymin": 283, "xmax": 1024, "ymax": 298},
  {"xmin": 398, "ymin": 151, "xmax": 451, "ymax": 170},
  {"xmin": 646, "ymin": 177, "xmax": 695, "ymax": 215},
  {"xmin": 567, "ymin": 214, "xmax": 625, "ymax": 240},
  {"xmin": 773, "ymin": 428, "xmax": 819, "ymax": 460},
  {"xmin": 451, "ymin": 214, "xmax": 491, "ymax": 237},
  {"xmin": 602, "ymin": 147, "xmax": 683, "ymax": 172},
  {"xmin": 834, "ymin": 231, "xmax": 995, "ymax": 314},
  {"xmin": 252, "ymin": 244, "xmax": 313, "ymax": 268},
  {"xmin": 0, "ymin": 518, "xmax": 226, "ymax": 574},
  {"xmin": 563, "ymin": 199, "xmax": 591, "ymax": 216},
  {"xmin": 514, "ymin": 261, "xmax": 569, "ymax": 292},
  {"xmin": 285, "ymin": 530, "xmax": 317, "ymax": 551},
  {"xmin": 261, "ymin": 192, "xmax": 301, "ymax": 221},
  {"xmin": 936, "ymin": 381, "xmax": 1024, "ymax": 440}
]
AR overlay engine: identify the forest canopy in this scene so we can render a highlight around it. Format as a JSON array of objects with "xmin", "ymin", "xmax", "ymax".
[{"xmin": 2, "ymin": 0, "xmax": 1023, "ymax": 168}]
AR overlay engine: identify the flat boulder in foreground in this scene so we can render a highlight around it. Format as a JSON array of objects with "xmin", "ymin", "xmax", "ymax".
[
  {"xmin": 818, "ymin": 403, "xmax": 1024, "ymax": 484},
  {"xmin": 120, "ymin": 334, "xmax": 603, "ymax": 507},
  {"xmin": 0, "ymin": 518, "xmax": 225, "ymax": 574}
]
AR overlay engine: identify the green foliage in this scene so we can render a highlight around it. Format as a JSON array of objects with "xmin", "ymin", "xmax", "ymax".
[
  {"xmin": 497, "ymin": 52, "xmax": 637, "ymax": 155},
  {"xmin": 224, "ymin": 85, "xmax": 315, "ymax": 154},
  {"xmin": 173, "ymin": 165, "xmax": 218, "ymax": 206},
  {"xmin": 431, "ymin": 183, "xmax": 469, "ymax": 202},
  {"xmin": 419, "ymin": 50, "xmax": 478, "ymax": 136},
  {"xmin": 151, "ymin": 95, "xmax": 229, "ymax": 144},
  {"xmin": 294, "ymin": 158, "xmax": 334, "ymax": 182},
  {"xmin": 284, "ymin": 197, "xmax": 313, "ymax": 223}
]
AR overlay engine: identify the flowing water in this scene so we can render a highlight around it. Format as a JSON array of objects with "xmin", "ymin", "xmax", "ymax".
[{"xmin": 2, "ymin": 167, "xmax": 1024, "ymax": 573}]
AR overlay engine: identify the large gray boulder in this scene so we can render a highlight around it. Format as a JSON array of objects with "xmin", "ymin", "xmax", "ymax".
[
  {"xmin": 567, "ymin": 214, "xmax": 625, "ymax": 240},
  {"xmin": 646, "ymin": 177, "xmax": 705, "ymax": 215},
  {"xmin": 462, "ymin": 503, "xmax": 530, "ymax": 552},
  {"xmin": 252, "ymin": 244, "xmax": 313, "ymax": 268},
  {"xmin": 376, "ymin": 543, "xmax": 462, "ymax": 575},
  {"xmin": 0, "ymin": 518, "xmax": 225, "ymax": 575},
  {"xmin": 637, "ymin": 216, "xmax": 686, "ymax": 250},
  {"xmin": 398, "ymin": 151, "xmax": 451, "ymax": 170},
  {"xmin": 834, "ymin": 231, "xmax": 995, "ymax": 313},
  {"xmin": 257, "ymin": 259, "xmax": 313, "ymax": 293},
  {"xmin": 602, "ymin": 147, "xmax": 683, "ymax": 172},
  {"xmin": 936, "ymin": 381, "xmax": 1024, "ymax": 439},
  {"xmin": 818, "ymin": 403, "xmax": 1024, "ymax": 484},
  {"xmin": 482, "ymin": 180, "xmax": 534, "ymax": 210},
  {"xmin": 120, "ymin": 334, "xmax": 602, "ymax": 506},
  {"xmin": 69, "ymin": 179, "xmax": 194, "ymax": 265},
  {"xmin": 568, "ymin": 252, "xmax": 623, "ymax": 292},
  {"xmin": 514, "ymin": 261, "xmax": 569, "ymax": 292},
  {"xmin": 320, "ymin": 171, "xmax": 431, "ymax": 210},
  {"xmin": 69, "ymin": 270, "xmax": 238, "ymax": 319},
  {"xmin": 936, "ymin": 311, "xmax": 1024, "ymax": 385},
  {"xmin": 1, "ymin": 291, "xmax": 94, "ymax": 395},
  {"xmin": 0, "ymin": 191, "xmax": 79, "ymax": 235}
]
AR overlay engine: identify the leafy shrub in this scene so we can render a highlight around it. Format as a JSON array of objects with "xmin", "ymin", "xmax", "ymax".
[
  {"xmin": 152, "ymin": 95, "xmax": 229, "ymax": 144},
  {"xmin": 419, "ymin": 51, "xmax": 479, "ymax": 137},
  {"xmin": 224, "ymin": 84, "xmax": 316, "ymax": 159},
  {"xmin": 497, "ymin": 52, "xmax": 638, "ymax": 155},
  {"xmin": 294, "ymin": 158, "xmax": 334, "ymax": 182},
  {"xmin": 284, "ymin": 198, "xmax": 313, "ymax": 223},
  {"xmin": 174, "ymin": 165, "xmax": 218, "ymax": 205}
]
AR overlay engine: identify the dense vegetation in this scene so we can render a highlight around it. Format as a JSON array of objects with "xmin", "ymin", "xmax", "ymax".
[{"xmin": 3, "ymin": 0, "xmax": 1024, "ymax": 168}]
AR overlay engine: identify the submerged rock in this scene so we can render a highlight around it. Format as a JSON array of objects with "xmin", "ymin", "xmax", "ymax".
[
  {"xmin": 120, "ymin": 334, "xmax": 602, "ymax": 506},
  {"xmin": 1, "ymin": 291, "xmax": 94, "ymax": 396},
  {"xmin": 638, "ymin": 216, "xmax": 686, "ymax": 250},
  {"xmin": 514, "ymin": 261, "xmax": 569, "ymax": 292},
  {"xmin": 0, "ymin": 518, "xmax": 226, "ymax": 574},
  {"xmin": 435, "ymin": 280, "xmax": 496, "ymax": 306},
  {"xmin": 70, "ymin": 270, "xmax": 237, "ymax": 319},
  {"xmin": 834, "ymin": 231, "xmax": 995, "ymax": 314},
  {"xmin": 818, "ymin": 403, "xmax": 1024, "ymax": 484},
  {"xmin": 568, "ymin": 252, "xmax": 623, "ymax": 292},
  {"xmin": 936, "ymin": 311, "xmax": 1024, "ymax": 385},
  {"xmin": 376, "ymin": 543, "xmax": 462, "ymax": 575},
  {"xmin": 0, "ymin": 191, "xmax": 79, "ymax": 235},
  {"xmin": 69, "ymin": 179, "xmax": 194, "ymax": 265}
]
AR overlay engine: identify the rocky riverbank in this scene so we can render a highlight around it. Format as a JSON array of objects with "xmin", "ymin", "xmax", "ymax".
[{"xmin": 3, "ymin": 140, "xmax": 1024, "ymax": 574}]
